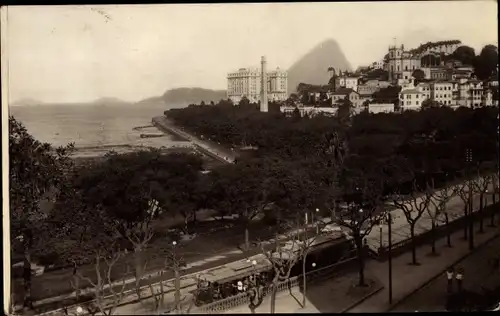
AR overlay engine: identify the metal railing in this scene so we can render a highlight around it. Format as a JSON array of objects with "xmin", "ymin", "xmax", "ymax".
[{"xmin": 194, "ymin": 256, "xmax": 357, "ymax": 314}]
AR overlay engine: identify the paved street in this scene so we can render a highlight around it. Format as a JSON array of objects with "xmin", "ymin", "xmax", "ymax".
[
  {"xmin": 153, "ymin": 116, "xmax": 238, "ymax": 163},
  {"xmin": 32, "ymin": 225, "xmax": 337, "ymax": 315},
  {"xmin": 13, "ymin": 220, "xmax": 293, "ymax": 305},
  {"xmin": 391, "ymin": 235, "xmax": 500, "ymax": 312},
  {"xmin": 346, "ymin": 215, "xmax": 500, "ymax": 313}
]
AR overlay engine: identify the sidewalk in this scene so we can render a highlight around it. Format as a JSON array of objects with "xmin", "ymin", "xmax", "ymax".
[
  {"xmin": 346, "ymin": 219, "xmax": 500, "ymax": 313},
  {"xmin": 153, "ymin": 116, "xmax": 237, "ymax": 163},
  {"xmin": 390, "ymin": 236, "xmax": 500, "ymax": 312}
]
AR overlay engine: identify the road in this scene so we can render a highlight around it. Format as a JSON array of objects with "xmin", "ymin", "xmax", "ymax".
[
  {"xmin": 152, "ymin": 116, "xmax": 237, "ymax": 163},
  {"xmin": 12, "ymin": 220, "xmax": 286, "ymax": 304},
  {"xmin": 391, "ymin": 235, "xmax": 500, "ymax": 312}
]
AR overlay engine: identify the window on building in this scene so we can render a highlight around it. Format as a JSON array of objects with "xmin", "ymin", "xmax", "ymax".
[{"xmin": 416, "ymin": 101, "xmax": 419, "ymax": 105}]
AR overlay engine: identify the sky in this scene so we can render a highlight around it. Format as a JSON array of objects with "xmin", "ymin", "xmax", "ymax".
[{"xmin": 4, "ymin": 1, "xmax": 498, "ymax": 104}]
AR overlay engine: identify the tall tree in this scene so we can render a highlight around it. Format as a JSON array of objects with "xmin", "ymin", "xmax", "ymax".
[
  {"xmin": 9, "ymin": 116, "xmax": 75, "ymax": 309},
  {"xmin": 206, "ymin": 160, "xmax": 275, "ymax": 250},
  {"xmin": 75, "ymin": 150, "xmax": 203, "ymax": 293},
  {"xmin": 474, "ymin": 45, "xmax": 499, "ymax": 80},
  {"xmin": 392, "ymin": 179, "xmax": 433, "ymax": 265},
  {"xmin": 430, "ymin": 180, "xmax": 458, "ymax": 248},
  {"xmin": 452, "ymin": 45, "xmax": 476, "ymax": 66},
  {"xmin": 412, "ymin": 69, "xmax": 426, "ymax": 81},
  {"xmin": 334, "ymin": 157, "xmax": 385, "ymax": 286}
]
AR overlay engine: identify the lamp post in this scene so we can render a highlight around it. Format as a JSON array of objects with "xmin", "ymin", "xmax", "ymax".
[
  {"xmin": 314, "ymin": 208, "xmax": 320, "ymax": 235},
  {"xmin": 379, "ymin": 223, "xmax": 383, "ymax": 253},
  {"xmin": 387, "ymin": 211, "xmax": 393, "ymax": 304},
  {"xmin": 171, "ymin": 241, "xmax": 182, "ymax": 313},
  {"xmin": 247, "ymin": 259, "xmax": 263, "ymax": 314},
  {"xmin": 465, "ymin": 148, "xmax": 474, "ymax": 251}
]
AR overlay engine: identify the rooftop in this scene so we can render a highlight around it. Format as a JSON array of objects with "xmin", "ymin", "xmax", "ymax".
[
  {"xmin": 332, "ymin": 88, "xmax": 357, "ymax": 95},
  {"xmin": 400, "ymin": 89, "xmax": 424, "ymax": 95}
]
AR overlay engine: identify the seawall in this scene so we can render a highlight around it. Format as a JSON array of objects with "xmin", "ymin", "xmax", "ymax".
[{"xmin": 151, "ymin": 116, "xmax": 231, "ymax": 164}]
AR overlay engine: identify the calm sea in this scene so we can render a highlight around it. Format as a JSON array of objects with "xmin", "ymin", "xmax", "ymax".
[{"xmin": 9, "ymin": 102, "xmax": 191, "ymax": 155}]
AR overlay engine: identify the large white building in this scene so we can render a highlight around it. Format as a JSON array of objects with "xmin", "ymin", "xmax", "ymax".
[
  {"xmin": 335, "ymin": 75, "xmax": 360, "ymax": 92},
  {"xmin": 227, "ymin": 66, "xmax": 287, "ymax": 104},
  {"xmin": 430, "ymin": 81, "xmax": 454, "ymax": 106},
  {"xmin": 399, "ymin": 88, "xmax": 425, "ymax": 111},
  {"xmin": 267, "ymin": 67, "xmax": 288, "ymax": 102}
]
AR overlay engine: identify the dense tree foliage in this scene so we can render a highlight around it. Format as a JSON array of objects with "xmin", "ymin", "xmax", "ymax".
[{"xmin": 9, "ymin": 116, "xmax": 75, "ymax": 309}]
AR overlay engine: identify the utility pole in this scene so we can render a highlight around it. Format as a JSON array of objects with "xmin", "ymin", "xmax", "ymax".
[
  {"xmin": 388, "ymin": 211, "xmax": 393, "ymax": 304},
  {"xmin": 465, "ymin": 148, "xmax": 474, "ymax": 250}
]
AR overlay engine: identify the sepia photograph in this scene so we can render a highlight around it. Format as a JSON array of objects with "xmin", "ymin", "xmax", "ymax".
[{"xmin": 1, "ymin": 1, "xmax": 499, "ymax": 315}]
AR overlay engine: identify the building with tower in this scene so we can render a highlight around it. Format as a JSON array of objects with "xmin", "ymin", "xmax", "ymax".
[{"xmin": 386, "ymin": 44, "xmax": 421, "ymax": 82}]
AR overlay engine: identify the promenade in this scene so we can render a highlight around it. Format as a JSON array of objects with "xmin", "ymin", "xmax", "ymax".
[
  {"xmin": 364, "ymin": 179, "xmax": 496, "ymax": 253},
  {"xmin": 151, "ymin": 116, "xmax": 237, "ymax": 164},
  {"xmin": 391, "ymin": 235, "xmax": 500, "ymax": 312}
]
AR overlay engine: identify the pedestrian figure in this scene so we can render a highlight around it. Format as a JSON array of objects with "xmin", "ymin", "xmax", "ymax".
[
  {"xmin": 456, "ymin": 267, "xmax": 464, "ymax": 292},
  {"xmin": 446, "ymin": 267, "xmax": 455, "ymax": 294},
  {"xmin": 237, "ymin": 280, "xmax": 244, "ymax": 292}
]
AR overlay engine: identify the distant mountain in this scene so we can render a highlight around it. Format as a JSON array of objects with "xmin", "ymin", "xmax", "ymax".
[
  {"xmin": 287, "ymin": 39, "xmax": 352, "ymax": 93},
  {"xmin": 162, "ymin": 88, "xmax": 227, "ymax": 106},
  {"xmin": 136, "ymin": 96, "xmax": 165, "ymax": 106},
  {"xmin": 10, "ymin": 98, "xmax": 44, "ymax": 107},
  {"xmin": 92, "ymin": 97, "xmax": 130, "ymax": 105}
]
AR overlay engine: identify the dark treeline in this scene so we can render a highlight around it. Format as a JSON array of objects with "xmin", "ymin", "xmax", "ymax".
[{"xmin": 167, "ymin": 103, "xmax": 498, "ymax": 181}]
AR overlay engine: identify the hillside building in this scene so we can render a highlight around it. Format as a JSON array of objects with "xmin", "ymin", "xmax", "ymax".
[
  {"xmin": 399, "ymin": 88, "xmax": 425, "ymax": 111},
  {"xmin": 430, "ymin": 81, "xmax": 454, "ymax": 106},
  {"xmin": 386, "ymin": 45, "xmax": 421, "ymax": 82}
]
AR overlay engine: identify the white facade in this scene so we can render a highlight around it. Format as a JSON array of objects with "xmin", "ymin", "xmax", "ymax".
[
  {"xmin": 421, "ymin": 43, "xmax": 460, "ymax": 56},
  {"xmin": 416, "ymin": 82, "xmax": 432, "ymax": 100},
  {"xmin": 267, "ymin": 67, "xmax": 288, "ymax": 102},
  {"xmin": 372, "ymin": 60, "xmax": 384, "ymax": 69},
  {"xmin": 227, "ymin": 68, "xmax": 260, "ymax": 103},
  {"xmin": 227, "ymin": 66, "xmax": 288, "ymax": 104},
  {"xmin": 399, "ymin": 88, "xmax": 425, "ymax": 111},
  {"xmin": 420, "ymin": 67, "xmax": 432, "ymax": 79},
  {"xmin": 455, "ymin": 79, "xmax": 485, "ymax": 108},
  {"xmin": 336, "ymin": 76, "xmax": 360, "ymax": 92},
  {"xmin": 280, "ymin": 106, "xmax": 338, "ymax": 117},
  {"xmin": 368, "ymin": 103, "xmax": 395, "ymax": 114},
  {"xmin": 387, "ymin": 45, "xmax": 421, "ymax": 82},
  {"xmin": 430, "ymin": 81, "xmax": 454, "ymax": 106}
]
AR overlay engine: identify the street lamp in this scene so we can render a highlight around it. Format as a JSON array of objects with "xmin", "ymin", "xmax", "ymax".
[
  {"xmin": 314, "ymin": 208, "xmax": 320, "ymax": 234},
  {"xmin": 76, "ymin": 306, "xmax": 83, "ymax": 314},
  {"xmin": 171, "ymin": 240, "xmax": 182, "ymax": 313},
  {"xmin": 247, "ymin": 259, "xmax": 263, "ymax": 314},
  {"xmin": 379, "ymin": 223, "xmax": 383, "ymax": 253},
  {"xmin": 465, "ymin": 148, "xmax": 474, "ymax": 250}
]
